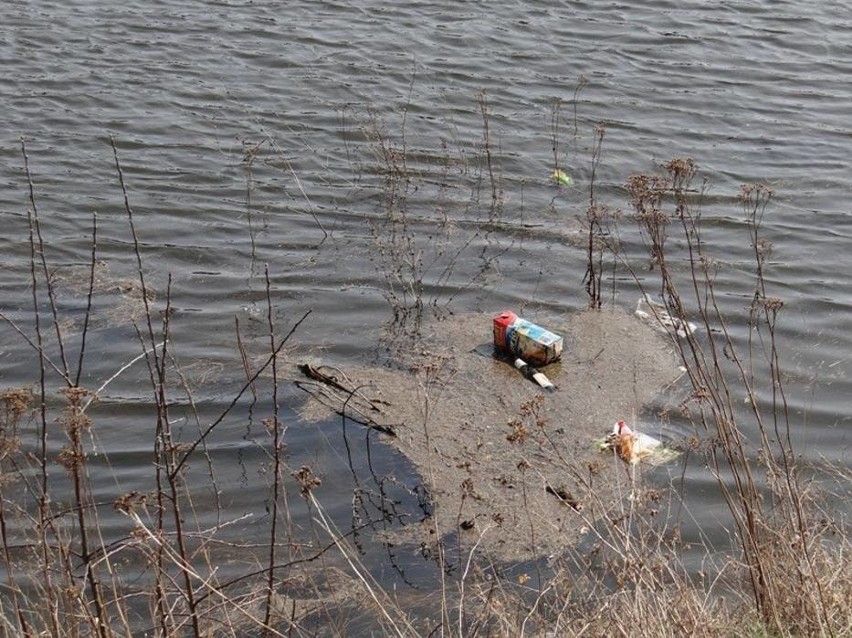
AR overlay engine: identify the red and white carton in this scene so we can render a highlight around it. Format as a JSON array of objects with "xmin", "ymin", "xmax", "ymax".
[
  {"xmin": 492, "ymin": 310, "xmax": 519, "ymax": 351},
  {"xmin": 492, "ymin": 311, "xmax": 563, "ymax": 366}
]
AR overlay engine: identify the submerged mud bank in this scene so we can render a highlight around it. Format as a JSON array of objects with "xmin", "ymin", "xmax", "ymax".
[{"xmin": 297, "ymin": 306, "xmax": 684, "ymax": 560}]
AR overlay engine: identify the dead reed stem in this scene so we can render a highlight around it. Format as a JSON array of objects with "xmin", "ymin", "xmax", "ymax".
[
  {"xmin": 624, "ymin": 158, "xmax": 842, "ymax": 636},
  {"xmin": 23, "ymin": 140, "xmax": 62, "ymax": 637},
  {"xmin": 22, "ymin": 138, "xmax": 71, "ymax": 383},
  {"xmin": 478, "ymin": 90, "xmax": 501, "ymax": 216},
  {"xmin": 583, "ymin": 125, "xmax": 609, "ymax": 309},
  {"xmin": 74, "ymin": 212, "xmax": 98, "ymax": 386},
  {"xmin": 263, "ymin": 264, "xmax": 284, "ymax": 633}
]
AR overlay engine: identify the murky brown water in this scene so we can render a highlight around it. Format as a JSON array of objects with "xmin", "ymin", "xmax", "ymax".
[{"xmin": 1, "ymin": 0, "xmax": 850, "ymax": 628}]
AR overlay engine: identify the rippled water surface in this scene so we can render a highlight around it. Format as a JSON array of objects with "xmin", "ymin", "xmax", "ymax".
[{"xmin": 2, "ymin": 0, "xmax": 851, "ymax": 627}]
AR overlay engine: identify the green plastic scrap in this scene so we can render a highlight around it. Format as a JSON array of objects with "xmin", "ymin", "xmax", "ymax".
[{"xmin": 551, "ymin": 169, "xmax": 574, "ymax": 187}]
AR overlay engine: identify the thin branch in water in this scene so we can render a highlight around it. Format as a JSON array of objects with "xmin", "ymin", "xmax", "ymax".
[
  {"xmin": 110, "ymin": 135, "xmax": 161, "ymax": 377},
  {"xmin": 22, "ymin": 137, "xmax": 71, "ymax": 383},
  {"xmin": 172, "ymin": 309, "xmax": 312, "ymax": 477},
  {"xmin": 264, "ymin": 136, "xmax": 328, "ymax": 244},
  {"xmin": 0, "ymin": 311, "xmax": 68, "ymax": 379},
  {"xmin": 264, "ymin": 263, "xmax": 285, "ymax": 633},
  {"xmin": 75, "ymin": 211, "xmax": 99, "ymax": 386}
]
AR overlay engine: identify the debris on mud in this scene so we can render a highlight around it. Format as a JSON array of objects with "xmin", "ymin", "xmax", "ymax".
[{"xmin": 295, "ymin": 306, "xmax": 684, "ymax": 561}]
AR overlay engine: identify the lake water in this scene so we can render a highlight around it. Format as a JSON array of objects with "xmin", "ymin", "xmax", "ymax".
[{"xmin": 2, "ymin": 0, "xmax": 850, "ymax": 630}]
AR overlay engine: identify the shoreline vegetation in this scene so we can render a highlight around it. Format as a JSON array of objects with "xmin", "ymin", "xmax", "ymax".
[{"xmin": 1, "ymin": 108, "xmax": 850, "ymax": 637}]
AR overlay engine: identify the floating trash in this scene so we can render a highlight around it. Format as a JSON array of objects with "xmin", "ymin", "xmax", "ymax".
[
  {"xmin": 493, "ymin": 311, "xmax": 563, "ymax": 365},
  {"xmin": 635, "ymin": 297, "xmax": 697, "ymax": 339},
  {"xmin": 492, "ymin": 311, "xmax": 562, "ymax": 391},
  {"xmin": 513, "ymin": 357, "xmax": 556, "ymax": 392},
  {"xmin": 598, "ymin": 419, "xmax": 679, "ymax": 465},
  {"xmin": 551, "ymin": 168, "xmax": 574, "ymax": 187}
]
